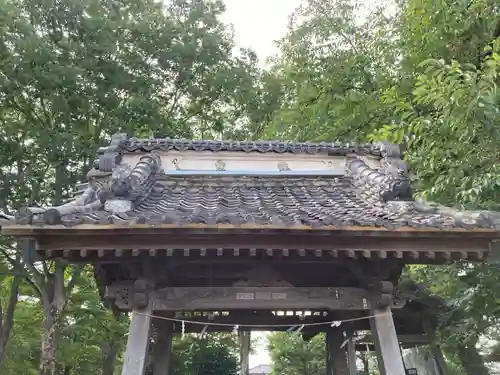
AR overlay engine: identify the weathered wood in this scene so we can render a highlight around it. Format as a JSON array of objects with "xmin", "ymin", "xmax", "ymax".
[
  {"xmin": 108, "ymin": 285, "xmax": 405, "ymax": 311},
  {"xmin": 239, "ymin": 331, "xmax": 250, "ymax": 375},
  {"xmin": 41, "ymin": 246, "xmax": 490, "ymax": 264},
  {"xmin": 347, "ymin": 336, "xmax": 357, "ymax": 375},
  {"xmin": 152, "ymin": 317, "xmax": 173, "ymax": 375},
  {"xmin": 326, "ymin": 329, "xmax": 348, "ymax": 375},
  {"xmin": 33, "ymin": 232, "xmax": 494, "ymax": 265},
  {"xmin": 8, "ymin": 224, "xmax": 499, "ymax": 237},
  {"xmin": 326, "ymin": 333, "xmax": 333, "ymax": 375},
  {"xmin": 370, "ymin": 306, "xmax": 406, "ymax": 375},
  {"xmin": 121, "ymin": 304, "xmax": 153, "ymax": 375}
]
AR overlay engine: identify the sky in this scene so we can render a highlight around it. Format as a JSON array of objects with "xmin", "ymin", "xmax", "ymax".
[
  {"xmin": 221, "ymin": 0, "xmax": 302, "ymax": 66},
  {"xmin": 220, "ymin": 0, "xmax": 302, "ymax": 366}
]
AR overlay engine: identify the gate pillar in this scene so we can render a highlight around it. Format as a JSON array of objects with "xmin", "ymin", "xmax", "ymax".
[
  {"xmin": 121, "ymin": 302, "xmax": 153, "ymax": 375},
  {"xmin": 152, "ymin": 316, "xmax": 174, "ymax": 375},
  {"xmin": 370, "ymin": 305, "xmax": 406, "ymax": 375},
  {"xmin": 326, "ymin": 329, "xmax": 348, "ymax": 375}
]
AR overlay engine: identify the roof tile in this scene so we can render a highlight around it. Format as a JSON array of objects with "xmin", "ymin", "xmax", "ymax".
[{"xmin": 4, "ymin": 135, "xmax": 500, "ymax": 231}]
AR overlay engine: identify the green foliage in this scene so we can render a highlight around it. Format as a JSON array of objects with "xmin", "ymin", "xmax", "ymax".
[
  {"xmin": 169, "ymin": 334, "xmax": 239, "ymax": 375},
  {"xmin": 259, "ymin": 0, "xmax": 500, "ymax": 373},
  {"xmin": 0, "ymin": 0, "xmax": 500, "ymax": 373},
  {"xmin": 268, "ymin": 333, "xmax": 325, "ymax": 375},
  {"xmin": 0, "ymin": 0, "xmax": 261, "ymax": 373},
  {"xmin": 260, "ymin": 0, "xmax": 400, "ymax": 141}
]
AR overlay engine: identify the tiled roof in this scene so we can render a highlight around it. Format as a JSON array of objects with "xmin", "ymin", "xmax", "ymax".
[
  {"xmin": 5, "ymin": 134, "xmax": 500, "ymax": 230},
  {"xmin": 105, "ymin": 136, "xmax": 384, "ymax": 155}
]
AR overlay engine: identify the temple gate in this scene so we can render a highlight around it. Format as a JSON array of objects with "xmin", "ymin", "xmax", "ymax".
[{"xmin": 2, "ymin": 135, "xmax": 500, "ymax": 375}]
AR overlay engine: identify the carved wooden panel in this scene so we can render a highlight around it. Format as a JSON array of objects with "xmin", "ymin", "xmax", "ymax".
[{"xmin": 107, "ymin": 284, "xmax": 405, "ymax": 311}]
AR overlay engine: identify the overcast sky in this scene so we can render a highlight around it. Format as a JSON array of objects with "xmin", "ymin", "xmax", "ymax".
[
  {"xmin": 220, "ymin": 0, "xmax": 302, "ymax": 365},
  {"xmin": 221, "ymin": 0, "xmax": 302, "ymax": 65}
]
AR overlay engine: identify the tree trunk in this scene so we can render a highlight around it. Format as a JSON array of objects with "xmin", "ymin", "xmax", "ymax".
[
  {"xmin": 39, "ymin": 306, "xmax": 61, "ymax": 375},
  {"xmin": 0, "ymin": 276, "xmax": 20, "ymax": 369},
  {"xmin": 101, "ymin": 341, "xmax": 120, "ymax": 375},
  {"xmin": 457, "ymin": 340, "xmax": 489, "ymax": 375},
  {"xmin": 38, "ymin": 262, "xmax": 76, "ymax": 375},
  {"xmin": 101, "ymin": 307, "xmax": 123, "ymax": 375}
]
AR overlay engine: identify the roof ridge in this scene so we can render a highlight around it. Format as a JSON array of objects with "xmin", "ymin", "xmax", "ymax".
[{"xmin": 95, "ymin": 133, "xmax": 392, "ymax": 162}]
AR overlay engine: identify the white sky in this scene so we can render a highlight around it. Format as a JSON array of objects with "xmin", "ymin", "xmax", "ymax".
[
  {"xmin": 220, "ymin": 0, "xmax": 303, "ymax": 366},
  {"xmin": 221, "ymin": 0, "xmax": 302, "ymax": 65}
]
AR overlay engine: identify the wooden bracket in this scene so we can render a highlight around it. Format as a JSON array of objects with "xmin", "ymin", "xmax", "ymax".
[
  {"xmin": 365, "ymin": 280, "xmax": 395, "ymax": 309},
  {"xmin": 132, "ymin": 279, "xmax": 153, "ymax": 309}
]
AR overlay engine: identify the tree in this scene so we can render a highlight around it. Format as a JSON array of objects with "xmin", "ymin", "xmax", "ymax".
[
  {"xmin": 260, "ymin": 0, "xmax": 399, "ymax": 141},
  {"xmin": 0, "ymin": 0, "xmax": 261, "ymax": 373},
  {"xmin": 168, "ymin": 334, "xmax": 239, "ymax": 375},
  {"xmin": 259, "ymin": 0, "xmax": 500, "ymax": 372},
  {"xmin": 0, "ymin": 258, "xmax": 20, "ymax": 368},
  {"xmin": 268, "ymin": 333, "xmax": 325, "ymax": 375}
]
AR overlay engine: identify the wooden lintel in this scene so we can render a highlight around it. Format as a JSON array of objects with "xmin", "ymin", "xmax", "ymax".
[{"xmin": 108, "ymin": 285, "xmax": 405, "ymax": 311}]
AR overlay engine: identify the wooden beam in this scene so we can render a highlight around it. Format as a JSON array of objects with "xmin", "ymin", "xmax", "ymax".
[
  {"xmin": 121, "ymin": 304, "xmax": 153, "ymax": 375},
  {"xmin": 152, "ymin": 317, "xmax": 174, "ymax": 375},
  {"xmin": 326, "ymin": 329, "xmax": 348, "ymax": 375},
  {"xmin": 369, "ymin": 307, "xmax": 406, "ymax": 375},
  {"xmin": 347, "ymin": 336, "xmax": 357, "ymax": 375},
  {"xmin": 40, "ymin": 244, "xmax": 490, "ymax": 264},
  {"xmin": 239, "ymin": 331, "xmax": 250, "ymax": 375},
  {"xmin": 5, "ymin": 223, "xmax": 498, "ymax": 236},
  {"xmin": 326, "ymin": 332, "xmax": 333, "ymax": 375},
  {"xmin": 109, "ymin": 285, "xmax": 404, "ymax": 311},
  {"xmin": 34, "ymin": 232, "xmax": 493, "ymax": 259}
]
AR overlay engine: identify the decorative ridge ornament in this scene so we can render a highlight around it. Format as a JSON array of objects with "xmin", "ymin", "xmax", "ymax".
[
  {"xmin": 94, "ymin": 133, "xmax": 128, "ymax": 172},
  {"xmin": 15, "ymin": 151, "xmax": 163, "ymax": 225},
  {"xmin": 346, "ymin": 142, "xmax": 412, "ymax": 205}
]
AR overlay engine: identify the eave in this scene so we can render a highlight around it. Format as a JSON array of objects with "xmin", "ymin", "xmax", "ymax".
[
  {"xmin": 3, "ymin": 223, "xmax": 499, "ymax": 235},
  {"xmin": 4, "ymin": 224, "xmax": 498, "ymax": 264}
]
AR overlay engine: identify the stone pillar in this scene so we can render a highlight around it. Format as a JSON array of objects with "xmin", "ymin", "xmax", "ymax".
[
  {"xmin": 152, "ymin": 317, "xmax": 174, "ymax": 375},
  {"xmin": 369, "ymin": 306, "xmax": 406, "ymax": 375},
  {"xmin": 239, "ymin": 331, "xmax": 251, "ymax": 375},
  {"xmin": 326, "ymin": 329, "xmax": 348, "ymax": 375},
  {"xmin": 121, "ymin": 303, "xmax": 153, "ymax": 375}
]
